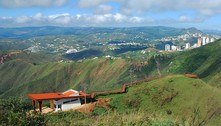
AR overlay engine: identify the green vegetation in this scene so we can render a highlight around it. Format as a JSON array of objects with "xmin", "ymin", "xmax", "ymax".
[
  {"xmin": 1, "ymin": 75, "xmax": 220, "ymax": 126},
  {"xmin": 2, "ymin": 39, "xmax": 221, "ymax": 99},
  {"xmin": 45, "ymin": 110, "xmax": 177, "ymax": 126},
  {"xmin": 106, "ymin": 75, "xmax": 221, "ymax": 126},
  {"xmin": 130, "ymin": 39, "xmax": 221, "ymax": 88},
  {"xmin": 1, "ymin": 27, "xmax": 221, "ymax": 125},
  {"xmin": 159, "ymin": 39, "xmax": 221, "ymax": 88},
  {"xmin": 0, "ymin": 53, "xmax": 135, "ymax": 98},
  {"xmin": 0, "ymin": 97, "xmax": 46, "ymax": 126},
  {"xmin": 0, "ymin": 97, "xmax": 177, "ymax": 126}
]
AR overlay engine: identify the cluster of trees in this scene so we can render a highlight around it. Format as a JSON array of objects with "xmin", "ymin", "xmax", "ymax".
[{"xmin": 0, "ymin": 97, "xmax": 45, "ymax": 126}]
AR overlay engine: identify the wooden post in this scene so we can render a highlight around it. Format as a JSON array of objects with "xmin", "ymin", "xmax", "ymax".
[
  {"xmin": 50, "ymin": 100, "xmax": 55, "ymax": 110},
  {"xmin": 84, "ymin": 94, "xmax": 87, "ymax": 112},
  {"xmin": 39, "ymin": 101, "xmax": 42, "ymax": 113},
  {"xmin": 32, "ymin": 100, "xmax": 36, "ymax": 113}
]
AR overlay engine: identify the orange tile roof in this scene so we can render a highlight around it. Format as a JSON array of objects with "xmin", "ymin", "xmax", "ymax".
[
  {"xmin": 62, "ymin": 89, "xmax": 78, "ymax": 96},
  {"xmin": 28, "ymin": 91, "xmax": 91, "ymax": 101}
]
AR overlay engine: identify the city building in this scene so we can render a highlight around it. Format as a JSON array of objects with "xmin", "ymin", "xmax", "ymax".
[
  {"xmin": 197, "ymin": 37, "xmax": 202, "ymax": 47},
  {"xmin": 171, "ymin": 45, "xmax": 177, "ymax": 51},
  {"xmin": 210, "ymin": 38, "xmax": 215, "ymax": 42},
  {"xmin": 65, "ymin": 49, "xmax": 78, "ymax": 54},
  {"xmin": 185, "ymin": 43, "xmax": 191, "ymax": 49},
  {"xmin": 193, "ymin": 43, "xmax": 198, "ymax": 48},
  {"xmin": 202, "ymin": 37, "xmax": 206, "ymax": 45},
  {"xmin": 176, "ymin": 46, "xmax": 181, "ymax": 51},
  {"xmin": 206, "ymin": 37, "xmax": 210, "ymax": 44},
  {"xmin": 165, "ymin": 44, "xmax": 171, "ymax": 51}
]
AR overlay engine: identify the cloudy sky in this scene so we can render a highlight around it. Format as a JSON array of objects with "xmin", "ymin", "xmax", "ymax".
[{"xmin": 0, "ymin": 0, "xmax": 221, "ymax": 29}]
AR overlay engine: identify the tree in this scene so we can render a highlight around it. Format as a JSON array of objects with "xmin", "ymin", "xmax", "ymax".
[{"xmin": 0, "ymin": 97, "xmax": 46, "ymax": 126}]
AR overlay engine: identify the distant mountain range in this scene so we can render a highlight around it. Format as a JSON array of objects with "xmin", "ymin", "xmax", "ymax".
[
  {"xmin": 0, "ymin": 26, "xmax": 202, "ymax": 39},
  {"xmin": 204, "ymin": 29, "xmax": 221, "ymax": 36}
]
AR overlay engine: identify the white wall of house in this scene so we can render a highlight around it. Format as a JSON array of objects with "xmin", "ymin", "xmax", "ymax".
[{"xmin": 54, "ymin": 98, "xmax": 81, "ymax": 111}]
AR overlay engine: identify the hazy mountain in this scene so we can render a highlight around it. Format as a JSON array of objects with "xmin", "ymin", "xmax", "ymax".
[{"xmin": 0, "ymin": 26, "xmax": 202, "ymax": 39}]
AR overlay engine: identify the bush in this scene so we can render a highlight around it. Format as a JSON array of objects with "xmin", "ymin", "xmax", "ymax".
[
  {"xmin": 92, "ymin": 106, "xmax": 108, "ymax": 116},
  {"xmin": 125, "ymin": 97, "xmax": 141, "ymax": 108},
  {"xmin": 0, "ymin": 97, "xmax": 46, "ymax": 126}
]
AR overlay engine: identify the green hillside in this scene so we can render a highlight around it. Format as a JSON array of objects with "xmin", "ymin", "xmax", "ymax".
[
  {"xmin": 165, "ymin": 39, "xmax": 221, "ymax": 87},
  {"xmin": 1, "ymin": 75, "xmax": 220, "ymax": 126},
  {"xmin": 0, "ymin": 55, "xmax": 135, "ymax": 98},
  {"xmin": 140, "ymin": 39, "xmax": 221, "ymax": 88},
  {"xmin": 1, "ymin": 48, "xmax": 221, "ymax": 125},
  {"xmin": 105, "ymin": 75, "xmax": 221, "ymax": 125},
  {"xmin": 1, "ymin": 39, "xmax": 221, "ymax": 99}
]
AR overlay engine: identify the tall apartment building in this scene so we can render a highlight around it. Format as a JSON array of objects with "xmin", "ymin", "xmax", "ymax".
[
  {"xmin": 185, "ymin": 43, "xmax": 190, "ymax": 49},
  {"xmin": 165, "ymin": 44, "xmax": 171, "ymax": 51},
  {"xmin": 202, "ymin": 37, "xmax": 206, "ymax": 45},
  {"xmin": 197, "ymin": 37, "xmax": 202, "ymax": 47}
]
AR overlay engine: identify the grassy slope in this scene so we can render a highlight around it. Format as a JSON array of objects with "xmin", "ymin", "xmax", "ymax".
[
  {"xmin": 144, "ymin": 39, "xmax": 221, "ymax": 88},
  {"xmin": 107, "ymin": 75, "xmax": 221, "ymax": 125},
  {"xmin": 0, "ymin": 56, "xmax": 132, "ymax": 98},
  {"xmin": 44, "ymin": 75, "xmax": 221, "ymax": 125}
]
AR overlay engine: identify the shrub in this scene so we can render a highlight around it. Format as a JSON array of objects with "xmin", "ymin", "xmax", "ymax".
[
  {"xmin": 0, "ymin": 97, "xmax": 46, "ymax": 126},
  {"xmin": 92, "ymin": 106, "xmax": 108, "ymax": 116}
]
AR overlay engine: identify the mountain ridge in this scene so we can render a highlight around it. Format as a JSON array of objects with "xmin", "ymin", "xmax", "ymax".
[{"xmin": 0, "ymin": 26, "xmax": 202, "ymax": 39}]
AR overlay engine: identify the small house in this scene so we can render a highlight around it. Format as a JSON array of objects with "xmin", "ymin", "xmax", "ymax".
[
  {"xmin": 54, "ymin": 89, "xmax": 82, "ymax": 111},
  {"xmin": 28, "ymin": 89, "xmax": 91, "ymax": 113}
]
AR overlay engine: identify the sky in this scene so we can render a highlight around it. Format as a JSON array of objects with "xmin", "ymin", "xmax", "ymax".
[{"xmin": 0, "ymin": 0, "xmax": 221, "ymax": 29}]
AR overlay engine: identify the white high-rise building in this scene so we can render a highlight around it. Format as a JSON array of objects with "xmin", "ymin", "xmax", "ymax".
[
  {"xmin": 202, "ymin": 37, "xmax": 206, "ymax": 45},
  {"xmin": 185, "ymin": 43, "xmax": 191, "ymax": 49},
  {"xmin": 165, "ymin": 44, "xmax": 171, "ymax": 51},
  {"xmin": 197, "ymin": 37, "xmax": 202, "ymax": 47},
  {"xmin": 206, "ymin": 37, "xmax": 210, "ymax": 44},
  {"xmin": 210, "ymin": 38, "xmax": 215, "ymax": 42},
  {"xmin": 193, "ymin": 43, "xmax": 197, "ymax": 48},
  {"xmin": 176, "ymin": 46, "xmax": 181, "ymax": 51},
  {"xmin": 171, "ymin": 45, "xmax": 177, "ymax": 51}
]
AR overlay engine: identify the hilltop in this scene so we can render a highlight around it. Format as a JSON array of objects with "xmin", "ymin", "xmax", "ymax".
[
  {"xmin": 102, "ymin": 75, "xmax": 221, "ymax": 125},
  {"xmin": 33, "ymin": 75, "xmax": 221, "ymax": 125}
]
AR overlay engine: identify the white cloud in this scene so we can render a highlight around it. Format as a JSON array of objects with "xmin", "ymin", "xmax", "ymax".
[
  {"xmin": 54, "ymin": 0, "xmax": 68, "ymax": 6},
  {"xmin": 129, "ymin": 17, "xmax": 143, "ymax": 23},
  {"xmin": 0, "ymin": 12, "xmax": 153, "ymax": 27},
  {"xmin": 178, "ymin": 16, "xmax": 204, "ymax": 23},
  {"xmin": 33, "ymin": 13, "xmax": 44, "ymax": 21},
  {"xmin": 131, "ymin": 0, "xmax": 221, "ymax": 16},
  {"xmin": 15, "ymin": 16, "xmax": 30, "ymax": 23},
  {"xmin": 48, "ymin": 13, "xmax": 70, "ymax": 19},
  {"xmin": 77, "ymin": 0, "xmax": 108, "ymax": 8},
  {"xmin": 75, "ymin": 0, "xmax": 221, "ymax": 16},
  {"xmin": 0, "ymin": 12, "xmax": 207, "ymax": 27},
  {"xmin": 0, "ymin": 0, "xmax": 68, "ymax": 8},
  {"xmin": 47, "ymin": 13, "xmax": 72, "ymax": 25},
  {"xmin": 94, "ymin": 4, "xmax": 113, "ymax": 14},
  {"xmin": 113, "ymin": 13, "xmax": 126, "ymax": 22}
]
